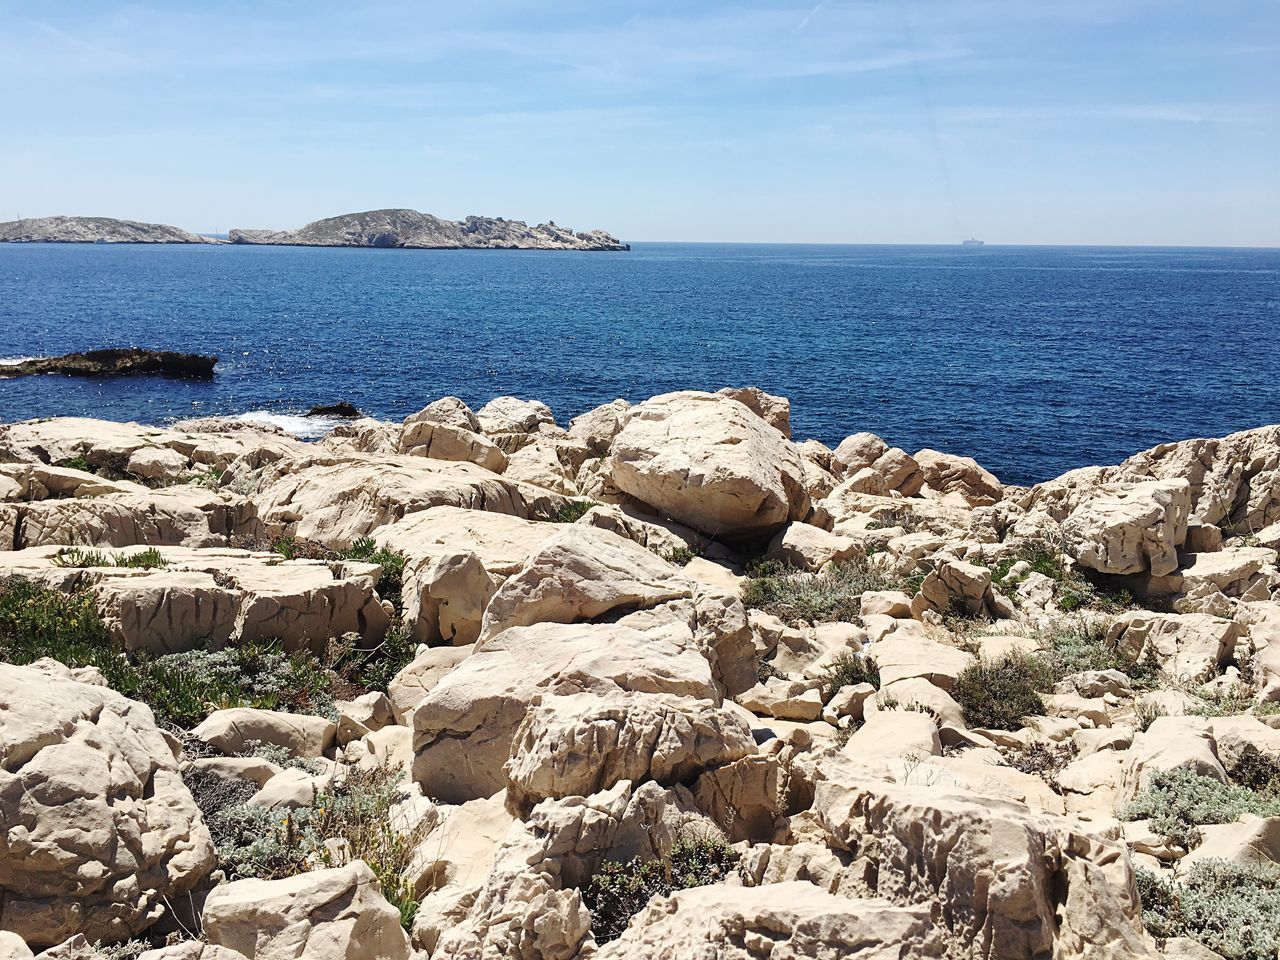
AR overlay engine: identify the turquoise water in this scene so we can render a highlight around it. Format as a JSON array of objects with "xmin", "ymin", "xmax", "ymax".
[{"xmin": 1, "ymin": 242, "xmax": 1277, "ymax": 486}]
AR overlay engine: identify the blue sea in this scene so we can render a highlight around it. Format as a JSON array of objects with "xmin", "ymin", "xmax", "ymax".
[{"xmin": 1, "ymin": 242, "xmax": 1277, "ymax": 487}]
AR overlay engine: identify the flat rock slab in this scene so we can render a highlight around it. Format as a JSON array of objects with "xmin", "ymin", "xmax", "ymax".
[{"xmin": 0, "ymin": 545, "xmax": 389, "ymax": 654}]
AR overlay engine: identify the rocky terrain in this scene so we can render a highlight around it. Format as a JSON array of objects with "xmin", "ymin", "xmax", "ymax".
[
  {"xmin": 0, "ymin": 217, "xmax": 215, "ymax": 244},
  {"xmin": 0, "ymin": 389, "xmax": 1278, "ymax": 960},
  {"xmin": 0, "ymin": 349, "xmax": 217, "ymax": 380},
  {"xmin": 228, "ymin": 209, "xmax": 629, "ymax": 250}
]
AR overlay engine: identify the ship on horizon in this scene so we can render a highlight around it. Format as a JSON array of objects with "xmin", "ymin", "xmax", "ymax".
[{"xmin": 962, "ymin": 237, "xmax": 985, "ymax": 246}]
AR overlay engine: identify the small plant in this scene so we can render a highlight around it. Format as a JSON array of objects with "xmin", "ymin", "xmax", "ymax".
[
  {"xmin": 54, "ymin": 454, "xmax": 93, "ymax": 473},
  {"xmin": 661, "ymin": 545, "xmax": 697, "ymax": 566},
  {"xmin": 1225, "ymin": 745, "xmax": 1280, "ymax": 797},
  {"xmin": 1136, "ymin": 860, "xmax": 1280, "ymax": 960},
  {"xmin": 549, "ymin": 500, "xmax": 597, "ymax": 524},
  {"xmin": 820, "ymin": 651, "xmax": 879, "ymax": 699},
  {"xmin": 951, "ymin": 651, "xmax": 1051, "ymax": 731},
  {"xmin": 1008, "ymin": 741, "xmax": 1074, "ymax": 785},
  {"xmin": 1134, "ymin": 701, "xmax": 1167, "ymax": 733},
  {"xmin": 340, "ymin": 538, "xmax": 408, "ymax": 610},
  {"xmin": 582, "ymin": 833, "xmax": 739, "ymax": 944},
  {"xmin": 741, "ymin": 557, "xmax": 892, "ymax": 625},
  {"xmin": 1122, "ymin": 767, "xmax": 1280, "ymax": 849},
  {"xmin": 756, "ymin": 658, "xmax": 784, "ymax": 683}
]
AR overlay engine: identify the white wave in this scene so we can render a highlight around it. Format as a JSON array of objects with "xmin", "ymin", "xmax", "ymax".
[
  {"xmin": 0, "ymin": 356, "xmax": 42, "ymax": 365},
  {"xmin": 236, "ymin": 410, "xmax": 342, "ymax": 439}
]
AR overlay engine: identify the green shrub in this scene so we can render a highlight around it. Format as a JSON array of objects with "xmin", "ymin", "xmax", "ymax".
[
  {"xmin": 339, "ymin": 538, "xmax": 407, "ymax": 610},
  {"xmin": 54, "ymin": 454, "xmax": 93, "ymax": 473},
  {"xmin": 662, "ymin": 546, "xmax": 697, "ymax": 567},
  {"xmin": 1136, "ymin": 860, "xmax": 1280, "ymax": 960},
  {"xmin": 333, "ymin": 621, "xmax": 417, "ymax": 693},
  {"xmin": 741, "ymin": 557, "xmax": 891, "ymax": 625},
  {"xmin": 951, "ymin": 651, "xmax": 1051, "ymax": 730},
  {"xmin": 1123, "ymin": 767, "xmax": 1280, "ymax": 849},
  {"xmin": 1227, "ymin": 745, "xmax": 1280, "ymax": 796},
  {"xmin": 549, "ymin": 500, "xmax": 597, "ymax": 524},
  {"xmin": 51, "ymin": 546, "xmax": 169, "ymax": 570},
  {"xmin": 582, "ymin": 834, "xmax": 739, "ymax": 944},
  {"xmin": 821, "ymin": 651, "xmax": 879, "ymax": 699}
]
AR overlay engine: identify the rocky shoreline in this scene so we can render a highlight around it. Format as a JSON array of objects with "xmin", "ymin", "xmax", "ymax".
[{"xmin": 1, "ymin": 388, "xmax": 1277, "ymax": 959}]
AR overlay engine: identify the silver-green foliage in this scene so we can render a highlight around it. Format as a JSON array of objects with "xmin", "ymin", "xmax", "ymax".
[
  {"xmin": 1123, "ymin": 768, "xmax": 1280, "ymax": 849},
  {"xmin": 1137, "ymin": 861, "xmax": 1280, "ymax": 960}
]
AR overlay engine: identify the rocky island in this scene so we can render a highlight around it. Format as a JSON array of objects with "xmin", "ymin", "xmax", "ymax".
[
  {"xmin": 229, "ymin": 208, "xmax": 630, "ymax": 250},
  {"xmin": 0, "ymin": 388, "xmax": 1277, "ymax": 959},
  {"xmin": 0, "ymin": 216, "xmax": 215, "ymax": 244}
]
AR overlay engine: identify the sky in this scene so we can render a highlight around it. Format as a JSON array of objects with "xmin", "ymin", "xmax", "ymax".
[{"xmin": 1, "ymin": 1, "xmax": 1277, "ymax": 245}]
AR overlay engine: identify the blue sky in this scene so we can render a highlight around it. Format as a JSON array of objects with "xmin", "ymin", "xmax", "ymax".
[{"xmin": 1, "ymin": 1, "xmax": 1276, "ymax": 244}]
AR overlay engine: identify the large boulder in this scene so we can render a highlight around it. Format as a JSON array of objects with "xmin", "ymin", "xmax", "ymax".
[
  {"xmin": 397, "ymin": 402, "xmax": 507, "ymax": 473},
  {"xmin": 913, "ymin": 449, "xmax": 1003, "ymax": 506},
  {"xmin": 1115, "ymin": 424, "xmax": 1280, "ymax": 529},
  {"xmin": 607, "ymin": 392, "xmax": 810, "ymax": 540},
  {"xmin": 478, "ymin": 525, "xmax": 691, "ymax": 641},
  {"xmin": 812, "ymin": 774, "xmax": 1158, "ymax": 959},
  {"xmin": 504, "ymin": 690, "xmax": 755, "ymax": 814},
  {"xmin": 1106, "ymin": 611, "xmax": 1244, "ymax": 681},
  {"xmin": 412, "ymin": 620, "xmax": 721, "ymax": 802},
  {"xmin": 596, "ymin": 883, "xmax": 941, "ymax": 959},
  {"xmin": 249, "ymin": 453, "xmax": 538, "ymax": 546},
  {"xmin": 715, "ymin": 386, "xmax": 791, "ymax": 438},
  {"xmin": 1062, "ymin": 479, "xmax": 1191, "ymax": 576},
  {"xmin": 432, "ymin": 780, "xmax": 712, "ymax": 960},
  {"xmin": 203, "ymin": 860, "xmax": 411, "ymax": 960},
  {"xmin": 368, "ymin": 506, "xmax": 557, "ymax": 645},
  {"xmin": 0, "ymin": 664, "xmax": 215, "ymax": 947}
]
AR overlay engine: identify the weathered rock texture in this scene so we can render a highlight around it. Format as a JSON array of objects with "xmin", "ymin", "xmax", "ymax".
[{"xmin": 0, "ymin": 664, "xmax": 215, "ymax": 947}]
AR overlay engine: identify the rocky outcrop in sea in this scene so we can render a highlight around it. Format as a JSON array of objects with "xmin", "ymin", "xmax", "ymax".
[
  {"xmin": 0, "ymin": 216, "xmax": 215, "ymax": 244},
  {"xmin": 229, "ymin": 208, "xmax": 630, "ymax": 250},
  {"xmin": 1, "ymin": 389, "xmax": 1278, "ymax": 959},
  {"xmin": 0, "ymin": 348, "xmax": 217, "ymax": 380}
]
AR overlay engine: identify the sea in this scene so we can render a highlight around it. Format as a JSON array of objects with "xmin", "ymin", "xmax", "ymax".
[{"xmin": 1, "ymin": 242, "xmax": 1277, "ymax": 487}]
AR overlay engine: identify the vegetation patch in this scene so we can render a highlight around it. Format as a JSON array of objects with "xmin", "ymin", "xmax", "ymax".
[
  {"xmin": 51, "ymin": 546, "xmax": 170, "ymax": 570},
  {"xmin": 1122, "ymin": 767, "xmax": 1280, "ymax": 849},
  {"xmin": 582, "ymin": 834, "xmax": 740, "ymax": 944},
  {"xmin": 1036, "ymin": 618, "xmax": 1159, "ymax": 686},
  {"xmin": 54, "ymin": 454, "xmax": 93, "ymax": 473},
  {"xmin": 187, "ymin": 763, "xmax": 430, "ymax": 931},
  {"xmin": 1136, "ymin": 860, "xmax": 1280, "ymax": 960},
  {"xmin": 951, "ymin": 651, "xmax": 1051, "ymax": 730},
  {"xmin": 820, "ymin": 651, "xmax": 880, "ymax": 699},
  {"xmin": 549, "ymin": 500, "xmax": 597, "ymax": 524},
  {"xmin": 991, "ymin": 541, "xmax": 1131, "ymax": 613},
  {"xmin": 742, "ymin": 557, "xmax": 893, "ymax": 625},
  {"xmin": 0, "ymin": 576, "xmax": 364, "ymax": 729},
  {"xmin": 661, "ymin": 545, "xmax": 697, "ymax": 566}
]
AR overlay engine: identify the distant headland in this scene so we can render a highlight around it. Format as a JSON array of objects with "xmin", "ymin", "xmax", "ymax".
[
  {"xmin": 0, "ymin": 216, "xmax": 215, "ymax": 244},
  {"xmin": 0, "ymin": 209, "xmax": 629, "ymax": 251}
]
